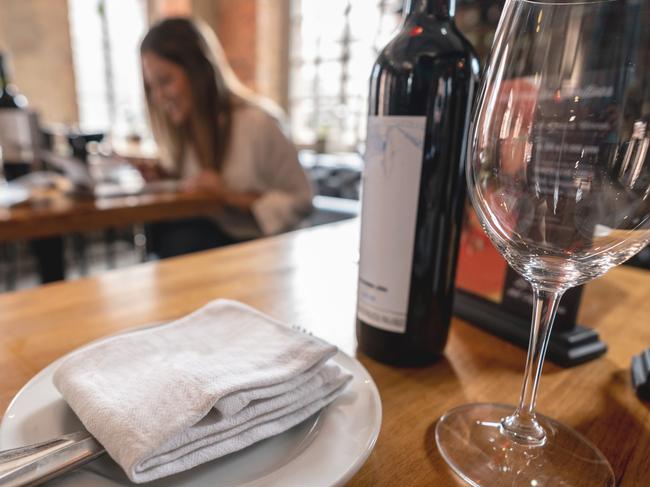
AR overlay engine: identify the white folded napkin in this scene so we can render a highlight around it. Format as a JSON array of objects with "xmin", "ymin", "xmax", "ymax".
[{"xmin": 53, "ymin": 299, "xmax": 352, "ymax": 483}]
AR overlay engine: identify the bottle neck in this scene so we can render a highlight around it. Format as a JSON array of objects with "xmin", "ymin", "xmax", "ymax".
[
  {"xmin": 0, "ymin": 55, "xmax": 7, "ymax": 92},
  {"xmin": 403, "ymin": 0, "xmax": 455, "ymax": 19}
]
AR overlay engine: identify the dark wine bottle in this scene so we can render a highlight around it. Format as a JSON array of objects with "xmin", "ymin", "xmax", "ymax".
[
  {"xmin": 356, "ymin": 0, "xmax": 479, "ymax": 366},
  {"xmin": 0, "ymin": 51, "xmax": 32, "ymax": 181},
  {"xmin": 0, "ymin": 53, "xmax": 23, "ymax": 109}
]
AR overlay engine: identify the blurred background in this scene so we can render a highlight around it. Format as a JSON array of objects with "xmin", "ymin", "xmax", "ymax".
[
  {"xmin": 0, "ymin": 0, "xmax": 509, "ymax": 291},
  {"xmin": 0, "ymin": 0, "xmax": 502, "ymax": 151}
]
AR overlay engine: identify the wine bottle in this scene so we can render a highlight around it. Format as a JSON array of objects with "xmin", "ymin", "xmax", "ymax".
[
  {"xmin": 356, "ymin": 0, "xmax": 479, "ymax": 366},
  {"xmin": 0, "ymin": 51, "xmax": 33, "ymax": 181}
]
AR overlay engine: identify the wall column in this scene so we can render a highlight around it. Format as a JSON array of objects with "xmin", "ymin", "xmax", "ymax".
[{"xmin": 0, "ymin": 0, "xmax": 78, "ymax": 125}]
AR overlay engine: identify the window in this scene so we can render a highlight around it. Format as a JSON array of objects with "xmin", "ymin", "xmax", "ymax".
[
  {"xmin": 289, "ymin": 0, "xmax": 401, "ymax": 152},
  {"xmin": 68, "ymin": 0, "xmax": 148, "ymax": 135}
]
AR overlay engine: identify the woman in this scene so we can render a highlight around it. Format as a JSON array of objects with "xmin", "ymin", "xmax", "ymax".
[{"xmin": 139, "ymin": 17, "xmax": 313, "ymax": 258}]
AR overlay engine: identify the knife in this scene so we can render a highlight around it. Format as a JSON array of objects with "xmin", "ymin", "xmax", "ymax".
[{"xmin": 0, "ymin": 430, "xmax": 105, "ymax": 486}]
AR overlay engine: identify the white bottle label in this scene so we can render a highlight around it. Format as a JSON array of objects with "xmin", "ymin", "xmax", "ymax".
[
  {"xmin": 357, "ymin": 115, "xmax": 426, "ymax": 334},
  {"xmin": 0, "ymin": 109, "xmax": 34, "ymax": 162}
]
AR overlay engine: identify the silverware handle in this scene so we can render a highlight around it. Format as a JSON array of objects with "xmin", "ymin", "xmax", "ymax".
[{"xmin": 0, "ymin": 431, "xmax": 105, "ymax": 486}]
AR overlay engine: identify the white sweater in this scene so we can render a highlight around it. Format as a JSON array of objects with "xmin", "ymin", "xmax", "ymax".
[{"xmin": 179, "ymin": 104, "xmax": 313, "ymax": 239}]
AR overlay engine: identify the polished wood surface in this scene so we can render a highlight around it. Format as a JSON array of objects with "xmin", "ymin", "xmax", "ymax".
[
  {"xmin": 0, "ymin": 191, "xmax": 221, "ymax": 242},
  {"xmin": 0, "ymin": 220, "xmax": 648, "ymax": 486}
]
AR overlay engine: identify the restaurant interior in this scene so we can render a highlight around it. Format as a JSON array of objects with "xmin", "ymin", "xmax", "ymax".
[
  {"xmin": 0, "ymin": 0, "xmax": 514, "ymax": 290},
  {"xmin": 0, "ymin": 1, "xmax": 649, "ymax": 486}
]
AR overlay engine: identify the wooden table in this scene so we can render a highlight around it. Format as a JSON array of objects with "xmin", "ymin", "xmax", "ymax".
[
  {"xmin": 0, "ymin": 220, "xmax": 648, "ymax": 486},
  {"xmin": 0, "ymin": 191, "xmax": 221, "ymax": 242}
]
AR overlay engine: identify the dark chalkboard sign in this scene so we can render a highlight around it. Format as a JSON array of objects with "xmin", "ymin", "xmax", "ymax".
[{"xmin": 453, "ymin": 205, "xmax": 606, "ymax": 367}]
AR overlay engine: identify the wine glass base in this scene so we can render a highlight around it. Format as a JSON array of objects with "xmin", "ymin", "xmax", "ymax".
[{"xmin": 435, "ymin": 403, "xmax": 614, "ymax": 487}]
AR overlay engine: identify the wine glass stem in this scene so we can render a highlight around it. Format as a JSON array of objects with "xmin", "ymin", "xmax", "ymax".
[{"xmin": 501, "ymin": 286, "xmax": 564, "ymax": 446}]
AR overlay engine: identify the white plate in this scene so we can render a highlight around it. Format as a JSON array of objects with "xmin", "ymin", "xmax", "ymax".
[
  {"xmin": 0, "ymin": 183, "xmax": 29, "ymax": 207},
  {"xmin": 1, "ymin": 340, "xmax": 381, "ymax": 487}
]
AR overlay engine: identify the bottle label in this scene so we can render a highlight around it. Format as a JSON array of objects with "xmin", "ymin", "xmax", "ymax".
[
  {"xmin": 357, "ymin": 115, "xmax": 426, "ymax": 334},
  {"xmin": 0, "ymin": 109, "xmax": 34, "ymax": 162}
]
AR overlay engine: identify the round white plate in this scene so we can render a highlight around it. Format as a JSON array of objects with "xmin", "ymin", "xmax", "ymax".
[
  {"xmin": 1, "ymin": 345, "xmax": 381, "ymax": 487},
  {"xmin": 0, "ymin": 183, "xmax": 29, "ymax": 207}
]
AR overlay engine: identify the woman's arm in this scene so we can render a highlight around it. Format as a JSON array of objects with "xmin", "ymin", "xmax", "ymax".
[
  {"xmin": 182, "ymin": 169, "xmax": 260, "ymax": 211},
  {"xmin": 222, "ymin": 187, "xmax": 260, "ymax": 211},
  {"xmin": 248, "ymin": 112, "xmax": 314, "ymax": 235},
  {"xmin": 183, "ymin": 106, "xmax": 313, "ymax": 235},
  {"xmin": 126, "ymin": 157, "xmax": 172, "ymax": 182}
]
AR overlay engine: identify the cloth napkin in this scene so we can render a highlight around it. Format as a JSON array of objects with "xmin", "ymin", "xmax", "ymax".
[{"xmin": 53, "ymin": 299, "xmax": 352, "ymax": 483}]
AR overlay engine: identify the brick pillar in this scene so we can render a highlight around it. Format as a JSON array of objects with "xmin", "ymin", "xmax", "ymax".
[
  {"xmin": 0, "ymin": 0, "xmax": 78, "ymax": 124},
  {"xmin": 257, "ymin": 0, "xmax": 291, "ymax": 112},
  {"xmin": 191, "ymin": 0, "xmax": 291, "ymax": 109},
  {"xmin": 214, "ymin": 0, "xmax": 258, "ymax": 90},
  {"xmin": 151, "ymin": 0, "xmax": 192, "ymax": 18}
]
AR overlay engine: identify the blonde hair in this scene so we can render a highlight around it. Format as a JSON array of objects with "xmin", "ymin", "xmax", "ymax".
[{"xmin": 140, "ymin": 17, "xmax": 265, "ymax": 173}]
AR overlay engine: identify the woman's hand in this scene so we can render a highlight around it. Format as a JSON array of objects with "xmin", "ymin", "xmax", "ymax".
[
  {"xmin": 183, "ymin": 169, "xmax": 260, "ymax": 211},
  {"xmin": 182, "ymin": 169, "xmax": 224, "ymax": 194},
  {"xmin": 129, "ymin": 158, "xmax": 169, "ymax": 182}
]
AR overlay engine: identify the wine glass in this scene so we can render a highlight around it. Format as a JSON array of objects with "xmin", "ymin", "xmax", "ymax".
[{"xmin": 436, "ymin": 0, "xmax": 650, "ymax": 485}]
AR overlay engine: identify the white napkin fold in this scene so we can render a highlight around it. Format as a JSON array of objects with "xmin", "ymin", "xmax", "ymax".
[{"xmin": 53, "ymin": 299, "xmax": 352, "ymax": 483}]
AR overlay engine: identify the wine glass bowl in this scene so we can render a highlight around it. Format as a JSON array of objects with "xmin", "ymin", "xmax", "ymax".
[
  {"xmin": 472, "ymin": 76, "xmax": 650, "ymax": 291},
  {"xmin": 436, "ymin": 0, "xmax": 650, "ymax": 485}
]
